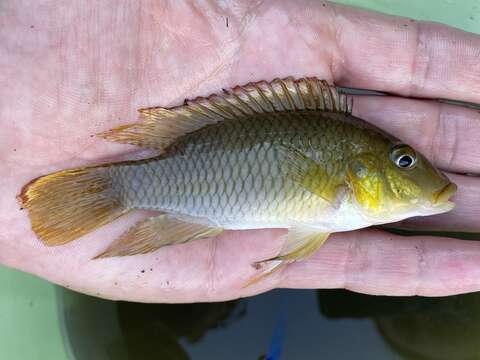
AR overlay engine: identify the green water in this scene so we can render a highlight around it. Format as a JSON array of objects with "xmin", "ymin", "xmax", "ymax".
[
  {"xmin": 334, "ymin": 0, "xmax": 480, "ymax": 33},
  {"xmin": 59, "ymin": 288, "xmax": 480, "ymax": 360},
  {"xmin": 0, "ymin": 267, "xmax": 68, "ymax": 360},
  {"xmin": 3, "ymin": 270, "xmax": 480, "ymax": 359}
]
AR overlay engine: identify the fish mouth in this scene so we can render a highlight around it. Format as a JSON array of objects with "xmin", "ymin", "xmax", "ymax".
[{"xmin": 433, "ymin": 182, "xmax": 457, "ymax": 204}]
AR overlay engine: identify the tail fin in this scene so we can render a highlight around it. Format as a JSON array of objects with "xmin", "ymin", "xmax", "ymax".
[{"xmin": 18, "ymin": 166, "xmax": 130, "ymax": 246}]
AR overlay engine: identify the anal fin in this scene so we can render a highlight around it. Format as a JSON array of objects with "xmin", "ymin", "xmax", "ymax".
[{"xmin": 95, "ymin": 215, "xmax": 223, "ymax": 258}]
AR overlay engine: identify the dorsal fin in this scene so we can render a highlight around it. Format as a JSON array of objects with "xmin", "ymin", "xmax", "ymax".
[{"xmin": 98, "ymin": 77, "xmax": 352, "ymax": 150}]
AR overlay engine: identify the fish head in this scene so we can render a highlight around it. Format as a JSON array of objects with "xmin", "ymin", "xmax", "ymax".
[{"xmin": 347, "ymin": 143, "xmax": 456, "ymax": 223}]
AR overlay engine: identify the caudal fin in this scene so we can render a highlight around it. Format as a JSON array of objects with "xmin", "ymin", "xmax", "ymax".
[{"xmin": 18, "ymin": 166, "xmax": 130, "ymax": 246}]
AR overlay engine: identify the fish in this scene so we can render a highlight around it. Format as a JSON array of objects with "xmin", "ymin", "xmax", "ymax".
[{"xmin": 18, "ymin": 77, "xmax": 457, "ymax": 280}]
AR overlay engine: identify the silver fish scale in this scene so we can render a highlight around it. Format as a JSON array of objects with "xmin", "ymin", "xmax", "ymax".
[{"xmin": 109, "ymin": 111, "xmax": 387, "ymax": 228}]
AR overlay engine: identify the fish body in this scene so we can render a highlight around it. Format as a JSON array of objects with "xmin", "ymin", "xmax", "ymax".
[
  {"xmin": 111, "ymin": 112, "xmax": 388, "ymax": 232},
  {"xmin": 18, "ymin": 78, "xmax": 456, "ymax": 276}
]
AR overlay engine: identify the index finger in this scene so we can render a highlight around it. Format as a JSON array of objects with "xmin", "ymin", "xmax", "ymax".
[
  {"xmin": 279, "ymin": 229, "xmax": 480, "ymax": 297},
  {"xmin": 329, "ymin": 3, "xmax": 480, "ymax": 102}
]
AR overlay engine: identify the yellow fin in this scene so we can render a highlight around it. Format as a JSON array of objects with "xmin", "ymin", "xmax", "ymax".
[
  {"xmin": 279, "ymin": 146, "xmax": 343, "ymax": 204},
  {"xmin": 268, "ymin": 229, "xmax": 330, "ymax": 261},
  {"xmin": 98, "ymin": 77, "xmax": 352, "ymax": 150},
  {"xmin": 244, "ymin": 229, "xmax": 330, "ymax": 287},
  {"xmin": 18, "ymin": 166, "xmax": 130, "ymax": 246},
  {"xmin": 95, "ymin": 215, "xmax": 223, "ymax": 258}
]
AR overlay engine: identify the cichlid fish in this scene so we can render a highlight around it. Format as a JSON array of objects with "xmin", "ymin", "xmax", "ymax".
[{"xmin": 18, "ymin": 78, "xmax": 456, "ymax": 278}]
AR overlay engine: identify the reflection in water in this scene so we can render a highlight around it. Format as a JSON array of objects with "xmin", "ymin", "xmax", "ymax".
[
  {"xmin": 60, "ymin": 286, "xmax": 480, "ymax": 360},
  {"xmin": 116, "ymin": 301, "xmax": 244, "ymax": 359},
  {"xmin": 318, "ymin": 289, "xmax": 480, "ymax": 360},
  {"xmin": 60, "ymin": 288, "xmax": 244, "ymax": 360}
]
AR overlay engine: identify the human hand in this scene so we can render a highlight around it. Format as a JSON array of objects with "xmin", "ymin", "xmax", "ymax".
[{"xmin": 2, "ymin": 0, "xmax": 480, "ymax": 302}]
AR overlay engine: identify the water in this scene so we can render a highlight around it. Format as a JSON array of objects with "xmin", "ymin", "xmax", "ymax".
[{"xmin": 58, "ymin": 286, "xmax": 480, "ymax": 360}]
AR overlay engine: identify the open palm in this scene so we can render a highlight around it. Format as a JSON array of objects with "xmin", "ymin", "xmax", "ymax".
[{"xmin": 2, "ymin": 0, "xmax": 480, "ymax": 302}]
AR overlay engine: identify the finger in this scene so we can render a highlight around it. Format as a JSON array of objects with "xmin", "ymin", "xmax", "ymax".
[
  {"xmin": 330, "ymin": 2, "xmax": 480, "ymax": 102},
  {"xmin": 280, "ymin": 229, "xmax": 480, "ymax": 297},
  {"xmin": 391, "ymin": 173, "xmax": 480, "ymax": 233},
  {"xmin": 7, "ymin": 209, "xmax": 286, "ymax": 302},
  {"xmin": 7, "ymin": 170, "xmax": 479, "ymax": 302},
  {"xmin": 352, "ymin": 95, "xmax": 480, "ymax": 174}
]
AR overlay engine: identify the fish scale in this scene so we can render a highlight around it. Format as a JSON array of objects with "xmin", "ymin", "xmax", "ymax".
[{"xmin": 108, "ymin": 111, "xmax": 383, "ymax": 228}]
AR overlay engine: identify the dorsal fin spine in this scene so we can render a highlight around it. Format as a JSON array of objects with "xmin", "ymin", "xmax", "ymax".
[
  {"xmin": 222, "ymin": 92, "xmax": 252, "ymax": 116},
  {"xmin": 208, "ymin": 96, "xmax": 238, "ymax": 118},
  {"xmin": 276, "ymin": 80, "xmax": 294, "ymax": 110},
  {"xmin": 243, "ymin": 87, "xmax": 265, "ymax": 113},
  {"xmin": 294, "ymin": 80, "xmax": 307, "ymax": 110},
  {"xmin": 256, "ymin": 82, "xmax": 276, "ymax": 112},
  {"xmin": 98, "ymin": 77, "xmax": 352, "ymax": 151},
  {"xmin": 266, "ymin": 81, "xmax": 284, "ymax": 111},
  {"xmin": 225, "ymin": 89, "xmax": 254, "ymax": 115}
]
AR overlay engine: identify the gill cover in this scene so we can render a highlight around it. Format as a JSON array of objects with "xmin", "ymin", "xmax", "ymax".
[
  {"xmin": 347, "ymin": 143, "xmax": 455, "ymax": 219},
  {"xmin": 347, "ymin": 153, "xmax": 386, "ymax": 214}
]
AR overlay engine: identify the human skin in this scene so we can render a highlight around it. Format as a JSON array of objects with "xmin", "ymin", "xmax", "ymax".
[{"xmin": 1, "ymin": 0, "xmax": 480, "ymax": 302}]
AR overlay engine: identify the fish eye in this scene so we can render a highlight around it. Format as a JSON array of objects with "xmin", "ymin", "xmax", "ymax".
[
  {"xmin": 390, "ymin": 144, "xmax": 417, "ymax": 169},
  {"xmin": 396, "ymin": 154, "xmax": 415, "ymax": 168}
]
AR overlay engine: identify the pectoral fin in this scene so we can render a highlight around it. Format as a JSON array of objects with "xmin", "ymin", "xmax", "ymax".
[
  {"xmin": 95, "ymin": 215, "xmax": 223, "ymax": 258},
  {"xmin": 279, "ymin": 146, "xmax": 342, "ymax": 205},
  {"xmin": 244, "ymin": 229, "xmax": 331, "ymax": 287}
]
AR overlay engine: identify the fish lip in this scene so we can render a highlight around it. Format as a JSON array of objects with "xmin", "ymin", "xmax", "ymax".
[{"xmin": 433, "ymin": 182, "xmax": 457, "ymax": 204}]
